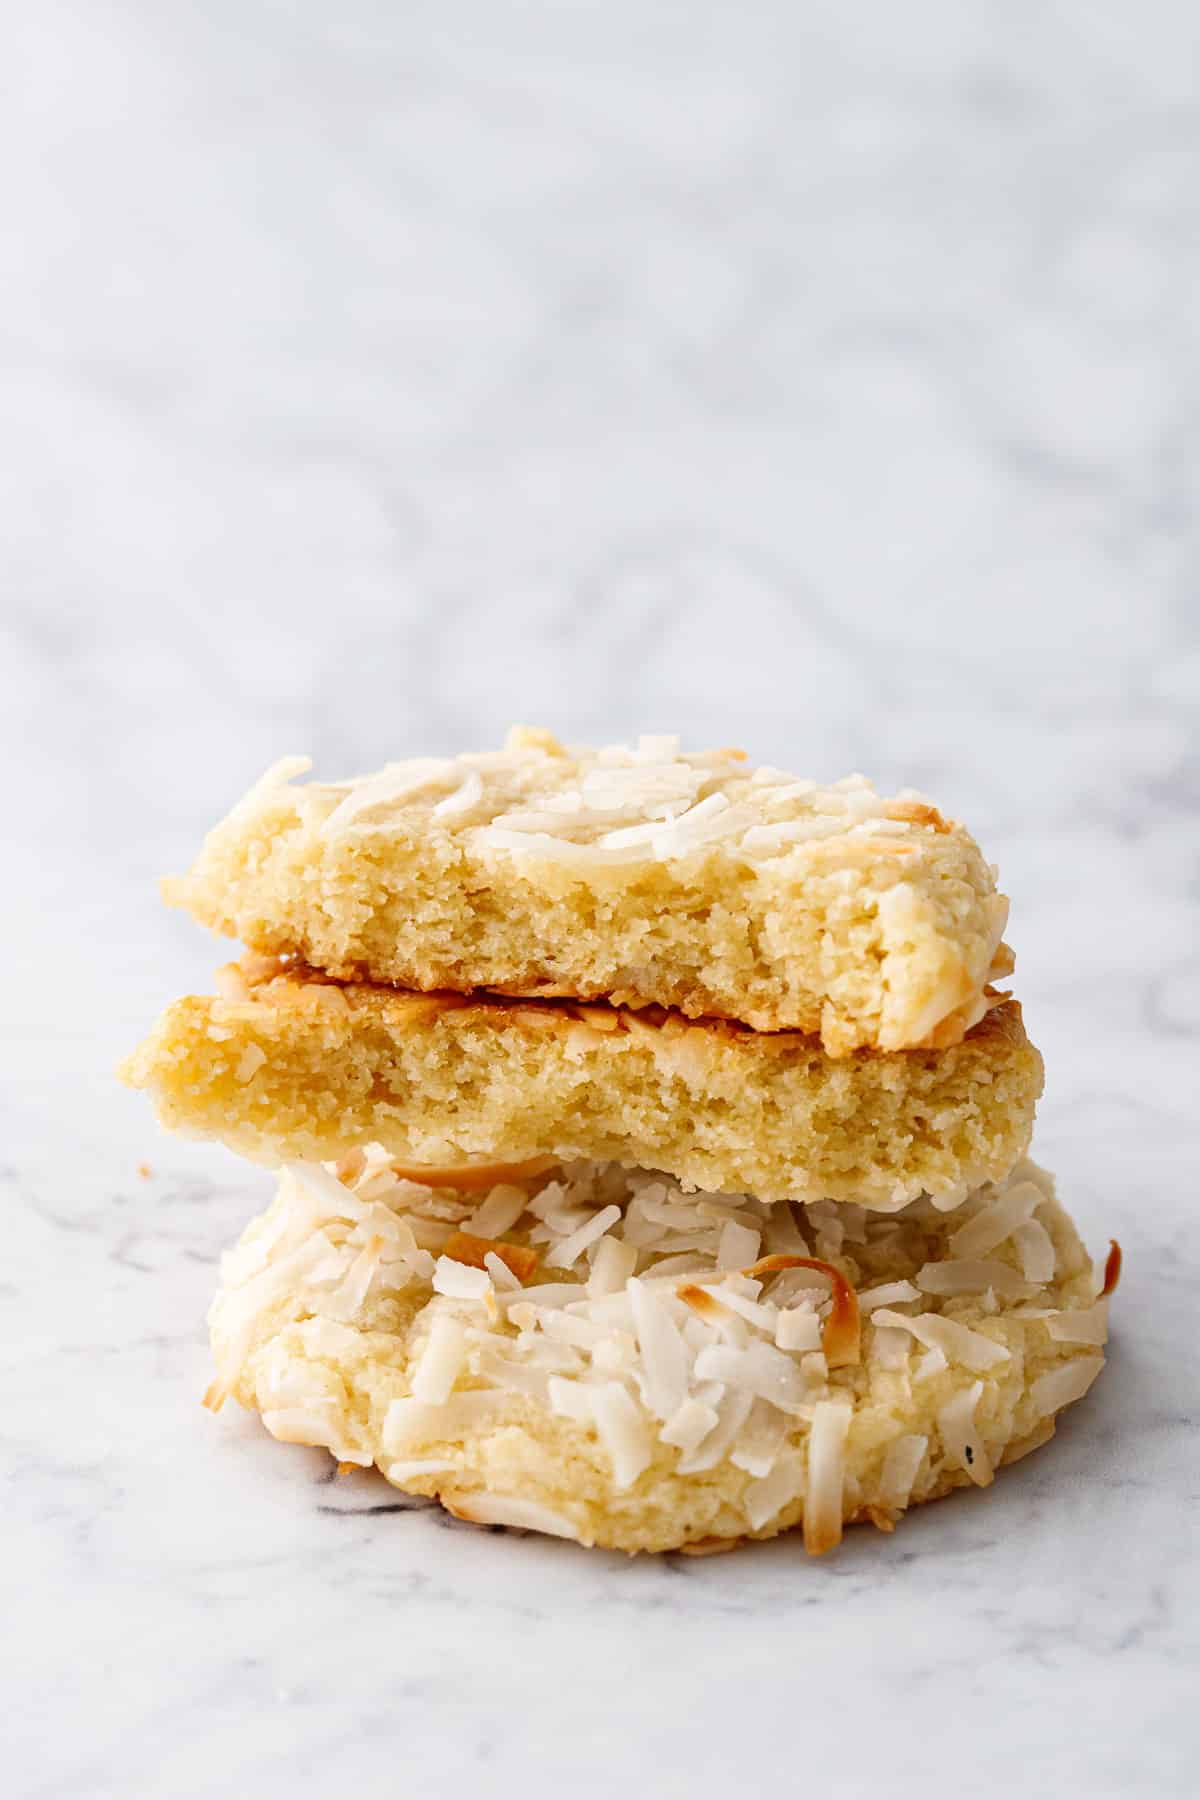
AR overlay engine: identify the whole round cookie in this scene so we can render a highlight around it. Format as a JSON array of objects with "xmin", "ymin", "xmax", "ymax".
[{"xmin": 208, "ymin": 1155, "xmax": 1113, "ymax": 1555}]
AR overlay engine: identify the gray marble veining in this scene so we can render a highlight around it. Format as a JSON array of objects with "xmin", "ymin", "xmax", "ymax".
[{"xmin": 3, "ymin": 3, "xmax": 1198, "ymax": 1794}]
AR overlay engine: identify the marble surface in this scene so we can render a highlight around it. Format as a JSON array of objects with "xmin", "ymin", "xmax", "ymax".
[{"xmin": 4, "ymin": 3, "xmax": 1199, "ymax": 1794}]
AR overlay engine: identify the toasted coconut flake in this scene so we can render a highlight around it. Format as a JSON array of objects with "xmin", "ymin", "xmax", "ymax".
[
  {"xmin": 804, "ymin": 1402, "xmax": 851, "ymax": 1556},
  {"xmin": 701, "ymin": 1283, "xmax": 776, "ymax": 1333},
  {"xmin": 334, "ymin": 1147, "xmax": 368, "ymax": 1185},
  {"xmin": 743, "ymin": 1255, "xmax": 861, "ymax": 1368},
  {"xmin": 570, "ymin": 1003, "xmax": 620, "ymax": 1032},
  {"xmin": 863, "ymin": 1505, "xmax": 896, "ymax": 1533},
  {"xmin": 1101, "ymin": 1239, "xmax": 1122, "ymax": 1297},
  {"xmin": 677, "ymin": 1536, "xmax": 743, "ymax": 1557},
  {"xmin": 677, "ymin": 1283, "xmax": 733, "ymax": 1324},
  {"xmin": 443, "ymin": 1231, "xmax": 539, "ymax": 1284},
  {"xmin": 801, "ymin": 834, "xmax": 919, "ymax": 862},
  {"xmin": 883, "ymin": 800, "xmax": 951, "ymax": 832},
  {"xmin": 362, "ymin": 991, "xmax": 472, "ymax": 1028},
  {"xmin": 388, "ymin": 1156, "xmax": 557, "ymax": 1192},
  {"xmin": 742, "ymin": 1252, "xmax": 825, "ymax": 1281}
]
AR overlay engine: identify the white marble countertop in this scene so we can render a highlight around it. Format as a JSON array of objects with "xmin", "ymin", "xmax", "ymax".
[{"xmin": 5, "ymin": 4, "xmax": 1198, "ymax": 1794}]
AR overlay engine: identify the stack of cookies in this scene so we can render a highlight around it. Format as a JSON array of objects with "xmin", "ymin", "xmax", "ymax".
[{"xmin": 123, "ymin": 729, "xmax": 1115, "ymax": 1555}]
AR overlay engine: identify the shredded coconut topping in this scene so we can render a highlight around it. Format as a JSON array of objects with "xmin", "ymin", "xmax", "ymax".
[
  {"xmin": 210, "ymin": 1155, "xmax": 1107, "ymax": 1546},
  {"xmin": 243, "ymin": 732, "xmax": 966, "ymax": 871}
]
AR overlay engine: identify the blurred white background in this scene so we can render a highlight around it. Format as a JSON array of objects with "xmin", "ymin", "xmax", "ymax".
[{"xmin": 4, "ymin": 5, "xmax": 1198, "ymax": 1794}]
